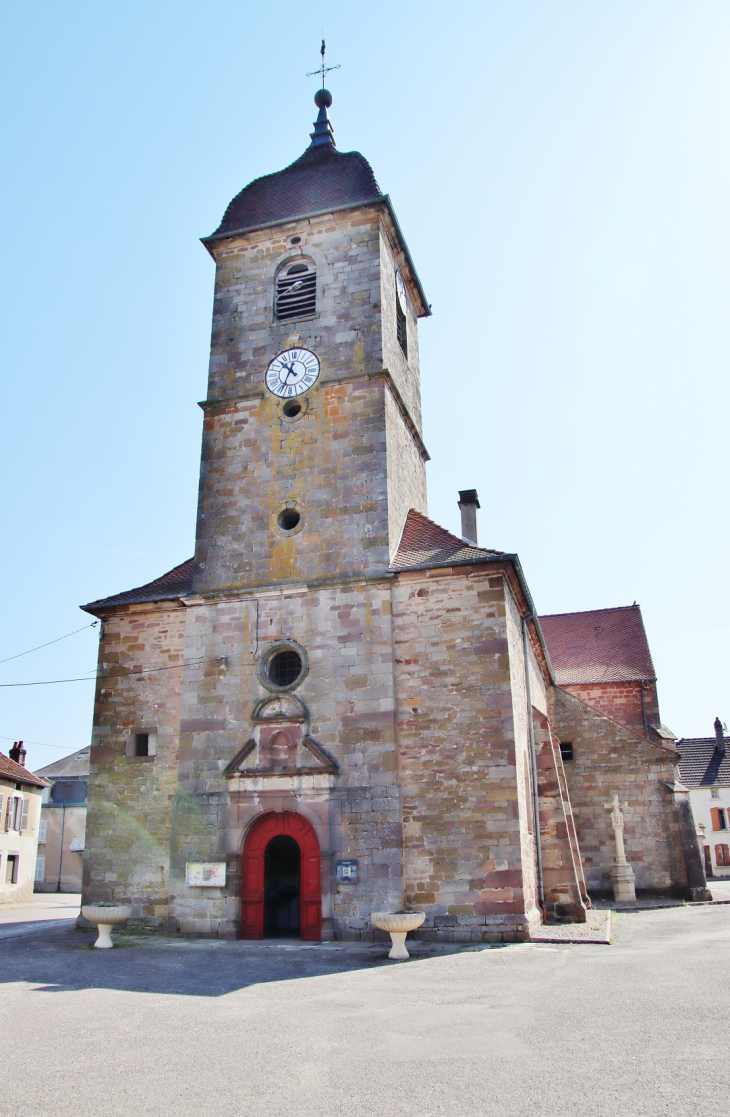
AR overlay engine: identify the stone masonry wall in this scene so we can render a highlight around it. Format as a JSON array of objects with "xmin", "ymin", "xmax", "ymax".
[
  {"xmin": 550, "ymin": 687, "xmax": 688, "ymax": 894},
  {"xmin": 82, "ymin": 603, "xmax": 186, "ymax": 925},
  {"xmin": 503, "ymin": 581, "xmax": 551, "ymax": 919},
  {"xmin": 394, "ymin": 565, "xmax": 541, "ymax": 942},
  {"xmin": 170, "ymin": 580, "xmax": 403, "ymax": 937},
  {"xmin": 562, "ymin": 680, "xmax": 660, "ymax": 737},
  {"xmin": 385, "ymin": 386, "xmax": 428, "ymax": 559},
  {"xmin": 195, "ymin": 376, "xmax": 393, "ymax": 590},
  {"xmin": 204, "ymin": 208, "xmax": 385, "ymax": 403},
  {"xmin": 379, "ymin": 217, "xmax": 422, "ymax": 432}
]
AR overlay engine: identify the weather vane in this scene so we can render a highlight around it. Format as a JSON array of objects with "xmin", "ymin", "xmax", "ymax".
[{"xmin": 306, "ymin": 39, "xmax": 340, "ymax": 88}]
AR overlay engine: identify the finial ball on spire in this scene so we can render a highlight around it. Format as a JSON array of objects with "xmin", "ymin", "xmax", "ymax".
[{"xmin": 314, "ymin": 88, "xmax": 332, "ymax": 108}]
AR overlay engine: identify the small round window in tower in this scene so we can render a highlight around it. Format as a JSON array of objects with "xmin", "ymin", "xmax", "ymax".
[
  {"xmin": 290, "ymin": 236, "xmax": 302, "ymax": 245},
  {"xmin": 278, "ymin": 508, "xmax": 301, "ymax": 532},
  {"xmin": 282, "ymin": 400, "xmax": 302, "ymax": 419},
  {"xmin": 268, "ymin": 649, "xmax": 303, "ymax": 688}
]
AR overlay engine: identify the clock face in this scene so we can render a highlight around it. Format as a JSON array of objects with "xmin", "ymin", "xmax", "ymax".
[
  {"xmin": 395, "ymin": 270, "xmax": 408, "ymax": 314},
  {"xmin": 265, "ymin": 347, "xmax": 320, "ymax": 398}
]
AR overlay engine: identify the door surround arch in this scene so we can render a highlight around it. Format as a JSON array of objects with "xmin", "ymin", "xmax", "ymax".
[{"xmin": 240, "ymin": 811, "xmax": 322, "ymax": 940}]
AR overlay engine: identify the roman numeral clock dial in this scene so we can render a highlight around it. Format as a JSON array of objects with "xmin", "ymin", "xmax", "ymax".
[{"xmin": 265, "ymin": 348, "xmax": 320, "ymax": 398}]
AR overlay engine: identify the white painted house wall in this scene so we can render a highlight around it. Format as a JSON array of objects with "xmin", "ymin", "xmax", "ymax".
[
  {"xmin": 0, "ymin": 779, "xmax": 44, "ymax": 904},
  {"xmin": 690, "ymin": 785, "xmax": 730, "ymax": 878}
]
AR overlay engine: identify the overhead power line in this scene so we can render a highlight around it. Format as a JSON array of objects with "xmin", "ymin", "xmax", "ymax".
[
  {"xmin": 0, "ymin": 656, "xmax": 207, "ymax": 688},
  {"xmin": 0, "ymin": 621, "xmax": 98, "ymax": 666},
  {"xmin": 0, "ymin": 735, "xmax": 80, "ymax": 752}
]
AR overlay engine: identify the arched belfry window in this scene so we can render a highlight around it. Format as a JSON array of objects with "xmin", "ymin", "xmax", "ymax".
[{"xmin": 275, "ymin": 259, "xmax": 316, "ymax": 321}]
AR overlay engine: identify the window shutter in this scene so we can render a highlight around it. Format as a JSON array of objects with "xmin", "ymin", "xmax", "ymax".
[
  {"xmin": 711, "ymin": 808, "xmax": 721, "ymax": 831},
  {"xmin": 20, "ymin": 797, "xmax": 29, "ymax": 832},
  {"xmin": 34, "ymin": 856, "xmax": 45, "ymax": 882},
  {"xmin": 38, "ymin": 819, "xmax": 47, "ymax": 843},
  {"xmin": 4, "ymin": 795, "xmax": 13, "ymax": 832}
]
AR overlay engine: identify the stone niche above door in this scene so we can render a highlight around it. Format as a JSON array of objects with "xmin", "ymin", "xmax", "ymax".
[{"xmin": 223, "ymin": 694, "xmax": 338, "ymax": 779}]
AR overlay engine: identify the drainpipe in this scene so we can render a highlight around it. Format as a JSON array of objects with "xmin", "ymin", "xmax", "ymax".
[
  {"xmin": 522, "ymin": 614, "xmax": 546, "ymax": 921},
  {"xmin": 640, "ymin": 681, "xmax": 648, "ymax": 738},
  {"xmin": 56, "ymin": 806, "xmax": 66, "ymax": 893}
]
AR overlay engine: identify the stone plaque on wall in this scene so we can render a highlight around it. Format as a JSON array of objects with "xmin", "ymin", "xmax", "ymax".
[{"xmin": 186, "ymin": 862, "xmax": 227, "ymax": 887}]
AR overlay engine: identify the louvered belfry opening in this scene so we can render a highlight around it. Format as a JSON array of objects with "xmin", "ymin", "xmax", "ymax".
[
  {"xmin": 275, "ymin": 260, "xmax": 316, "ymax": 321},
  {"xmin": 396, "ymin": 299, "xmax": 407, "ymax": 356}
]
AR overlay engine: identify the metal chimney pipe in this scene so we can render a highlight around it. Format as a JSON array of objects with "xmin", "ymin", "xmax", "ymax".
[
  {"xmin": 714, "ymin": 717, "xmax": 725, "ymax": 756},
  {"xmin": 458, "ymin": 490, "xmax": 480, "ymax": 545}
]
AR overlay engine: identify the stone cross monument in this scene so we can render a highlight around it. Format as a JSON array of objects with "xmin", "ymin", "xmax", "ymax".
[{"xmin": 604, "ymin": 794, "xmax": 636, "ymax": 902}]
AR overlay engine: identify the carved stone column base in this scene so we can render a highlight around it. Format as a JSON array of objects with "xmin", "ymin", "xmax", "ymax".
[{"xmin": 610, "ymin": 862, "xmax": 636, "ymax": 903}]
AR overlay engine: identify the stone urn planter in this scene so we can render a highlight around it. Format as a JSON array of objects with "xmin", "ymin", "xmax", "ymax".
[
  {"xmin": 81, "ymin": 903, "xmax": 132, "ymax": 949},
  {"xmin": 370, "ymin": 911, "xmax": 426, "ymax": 959}
]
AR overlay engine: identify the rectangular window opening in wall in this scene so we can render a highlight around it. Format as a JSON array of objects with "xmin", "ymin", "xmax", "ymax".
[
  {"xmin": 396, "ymin": 301, "xmax": 407, "ymax": 357},
  {"xmin": 6, "ymin": 854, "xmax": 19, "ymax": 885},
  {"xmin": 715, "ymin": 844, "xmax": 730, "ymax": 867},
  {"xmin": 711, "ymin": 788, "xmax": 720, "ymax": 799},
  {"xmin": 126, "ymin": 730, "xmax": 157, "ymax": 759},
  {"xmin": 559, "ymin": 741, "xmax": 574, "ymax": 762},
  {"xmin": 711, "ymin": 808, "xmax": 727, "ymax": 831}
]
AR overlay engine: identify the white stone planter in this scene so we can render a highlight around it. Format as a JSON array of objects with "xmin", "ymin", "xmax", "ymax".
[
  {"xmin": 81, "ymin": 904, "xmax": 132, "ymax": 949},
  {"xmin": 371, "ymin": 911, "xmax": 426, "ymax": 959}
]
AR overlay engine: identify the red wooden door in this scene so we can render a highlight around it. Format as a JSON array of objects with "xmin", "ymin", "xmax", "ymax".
[{"xmin": 240, "ymin": 811, "xmax": 322, "ymax": 941}]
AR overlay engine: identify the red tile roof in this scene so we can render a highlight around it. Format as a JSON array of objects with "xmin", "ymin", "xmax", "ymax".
[
  {"xmin": 0, "ymin": 752, "xmax": 49, "ymax": 788},
  {"xmin": 82, "ymin": 558, "xmax": 195, "ymax": 613},
  {"xmin": 390, "ymin": 509, "xmax": 505, "ymax": 571},
  {"xmin": 211, "ymin": 143, "xmax": 383, "ymax": 238},
  {"xmin": 539, "ymin": 605, "xmax": 655, "ymax": 685}
]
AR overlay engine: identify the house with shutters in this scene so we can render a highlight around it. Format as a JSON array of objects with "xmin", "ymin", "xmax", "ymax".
[
  {"xmin": 34, "ymin": 746, "xmax": 90, "ymax": 894},
  {"xmin": 677, "ymin": 720, "xmax": 730, "ymax": 878},
  {"xmin": 1, "ymin": 744, "xmax": 49, "ymax": 905}
]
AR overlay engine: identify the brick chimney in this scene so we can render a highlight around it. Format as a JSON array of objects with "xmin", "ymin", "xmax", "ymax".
[
  {"xmin": 714, "ymin": 717, "xmax": 726, "ymax": 757},
  {"xmin": 458, "ymin": 489, "xmax": 480, "ymax": 546},
  {"xmin": 9, "ymin": 740, "xmax": 27, "ymax": 767}
]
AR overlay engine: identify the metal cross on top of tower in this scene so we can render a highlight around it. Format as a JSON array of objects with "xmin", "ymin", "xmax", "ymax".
[{"xmin": 306, "ymin": 39, "xmax": 340, "ymax": 88}]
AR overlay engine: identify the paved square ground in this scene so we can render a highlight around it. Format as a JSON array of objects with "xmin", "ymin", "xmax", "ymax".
[{"xmin": 1, "ymin": 903, "xmax": 729, "ymax": 1116}]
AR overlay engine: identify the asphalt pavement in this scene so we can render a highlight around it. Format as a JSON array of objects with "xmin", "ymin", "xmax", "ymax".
[{"xmin": 1, "ymin": 902, "xmax": 728, "ymax": 1117}]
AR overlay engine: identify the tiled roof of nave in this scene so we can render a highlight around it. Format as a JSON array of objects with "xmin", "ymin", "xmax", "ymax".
[{"xmin": 538, "ymin": 604, "xmax": 656, "ymax": 685}]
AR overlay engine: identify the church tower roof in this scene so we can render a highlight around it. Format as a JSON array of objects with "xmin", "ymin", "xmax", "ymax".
[
  {"xmin": 207, "ymin": 89, "xmax": 384, "ymax": 240},
  {"xmin": 203, "ymin": 87, "xmax": 430, "ymax": 316}
]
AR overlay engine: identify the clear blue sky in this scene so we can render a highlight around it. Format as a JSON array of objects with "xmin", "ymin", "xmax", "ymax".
[{"xmin": 1, "ymin": 1, "xmax": 728, "ymax": 769}]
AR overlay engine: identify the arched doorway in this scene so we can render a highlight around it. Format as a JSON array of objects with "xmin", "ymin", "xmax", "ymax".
[{"xmin": 240, "ymin": 811, "xmax": 322, "ymax": 940}]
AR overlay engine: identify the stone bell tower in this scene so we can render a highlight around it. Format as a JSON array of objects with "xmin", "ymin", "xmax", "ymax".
[
  {"xmin": 192, "ymin": 87, "xmax": 431, "ymax": 596},
  {"xmin": 165, "ymin": 87, "xmax": 433, "ymax": 938}
]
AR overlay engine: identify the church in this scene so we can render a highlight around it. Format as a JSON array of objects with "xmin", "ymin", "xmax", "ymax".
[{"xmin": 79, "ymin": 86, "xmax": 707, "ymax": 942}]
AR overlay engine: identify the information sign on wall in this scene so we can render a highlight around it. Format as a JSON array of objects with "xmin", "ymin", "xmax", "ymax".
[
  {"xmin": 185, "ymin": 862, "xmax": 227, "ymax": 887},
  {"xmin": 336, "ymin": 859, "xmax": 359, "ymax": 884}
]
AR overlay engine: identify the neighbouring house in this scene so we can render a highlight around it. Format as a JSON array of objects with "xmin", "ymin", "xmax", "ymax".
[
  {"xmin": 34, "ymin": 746, "xmax": 89, "ymax": 893},
  {"xmin": 677, "ymin": 719, "xmax": 730, "ymax": 878},
  {"xmin": 1, "ymin": 743, "xmax": 49, "ymax": 904}
]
